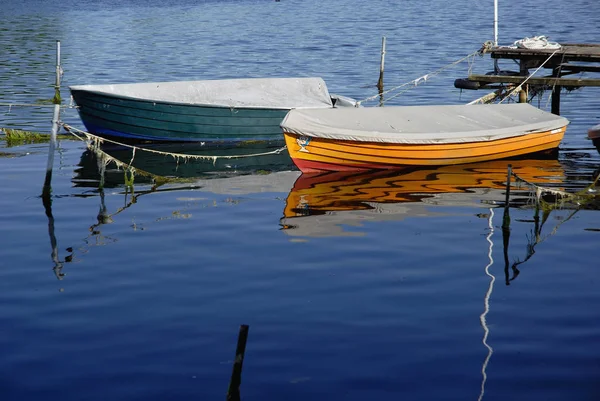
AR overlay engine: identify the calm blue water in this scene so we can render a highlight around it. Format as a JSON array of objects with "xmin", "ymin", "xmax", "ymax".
[{"xmin": 1, "ymin": 1, "xmax": 599, "ymax": 400}]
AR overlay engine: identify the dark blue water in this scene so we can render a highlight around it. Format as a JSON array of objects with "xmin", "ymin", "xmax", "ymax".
[{"xmin": 1, "ymin": 1, "xmax": 600, "ymax": 400}]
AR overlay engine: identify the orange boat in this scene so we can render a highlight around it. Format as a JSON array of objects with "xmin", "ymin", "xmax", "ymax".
[
  {"xmin": 281, "ymin": 103, "xmax": 569, "ymax": 172},
  {"xmin": 281, "ymin": 159, "xmax": 565, "ymax": 237}
]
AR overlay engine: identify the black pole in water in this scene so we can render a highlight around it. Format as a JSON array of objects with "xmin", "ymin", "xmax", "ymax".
[
  {"xmin": 226, "ymin": 324, "xmax": 250, "ymax": 401},
  {"xmin": 551, "ymin": 67, "xmax": 561, "ymax": 115}
]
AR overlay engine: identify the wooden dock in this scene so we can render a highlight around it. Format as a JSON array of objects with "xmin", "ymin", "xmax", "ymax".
[{"xmin": 455, "ymin": 43, "xmax": 600, "ymax": 115}]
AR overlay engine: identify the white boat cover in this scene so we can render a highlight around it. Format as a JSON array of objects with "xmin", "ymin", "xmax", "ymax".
[
  {"xmin": 70, "ymin": 77, "xmax": 334, "ymax": 109},
  {"xmin": 281, "ymin": 103, "xmax": 569, "ymax": 144}
]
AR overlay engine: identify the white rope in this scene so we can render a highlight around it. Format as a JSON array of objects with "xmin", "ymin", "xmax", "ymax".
[
  {"xmin": 478, "ymin": 208, "xmax": 495, "ymax": 401},
  {"xmin": 356, "ymin": 50, "xmax": 481, "ymax": 106},
  {"xmin": 0, "ymin": 102, "xmax": 75, "ymax": 109},
  {"xmin": 62, "ymin": 124, "xmax": 288, "ymax": 163},
  {"xmin": 498, "ymin": 48, "xmax": 561, "ymax": 104},
  {"xmin": 512, "ymin": 36, "xmax": 561, "ymax": 50}
]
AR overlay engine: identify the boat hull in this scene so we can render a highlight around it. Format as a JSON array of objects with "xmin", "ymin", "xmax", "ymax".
[
  {"xmin": 284, "ymin": 127, "xmax": 566, "ymax": 173},
  {"xmin": 70, "ymin": 89, "xmax": 290, "ymax": 143}
]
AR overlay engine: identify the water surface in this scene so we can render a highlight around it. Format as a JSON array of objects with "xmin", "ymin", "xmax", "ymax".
[{"xmin": 1, "ymin": 1, "xmax": 599, "ymax": 400}]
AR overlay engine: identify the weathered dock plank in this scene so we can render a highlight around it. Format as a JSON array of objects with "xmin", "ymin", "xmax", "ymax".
[
  {"xmin": 466, "ymin": 74, "xmax": 600, "ymax": 87},
  {"xmin": 490, "ymin": 44, "xmax": 600, "ymax": 65}
]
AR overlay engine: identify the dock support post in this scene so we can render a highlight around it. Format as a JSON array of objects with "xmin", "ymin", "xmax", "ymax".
[
  {"xmin": 551, "ymin": 67, "xmax": 561, "ymax": 115},
  {"xmin": 377, "ymin": 36, "xmax": 386, "ymax": 103},
  {"xmin": 226, "ymin": 324, "xmax": 250, "ymax": 401}
]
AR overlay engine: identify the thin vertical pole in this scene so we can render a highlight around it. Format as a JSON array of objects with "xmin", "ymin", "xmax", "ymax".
[
  {"xmin": 493, "ymin": 0, "xmax": 498, "ymax": 46},
  {"xmin": 493, "ymin": 0, "xmax": 499, "ymax": 72},
  {"xmin": 377, "ymin": 36, "xmax": 386, "ymax": 102},
  {"xmin": 44, "ymin": 40, "xmax": 62, "ymax": 195}
]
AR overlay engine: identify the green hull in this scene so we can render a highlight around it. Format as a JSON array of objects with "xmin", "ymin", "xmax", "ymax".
[{"xmin": 70, "ymin": 90, "xmax": 290, "ymax": 142}]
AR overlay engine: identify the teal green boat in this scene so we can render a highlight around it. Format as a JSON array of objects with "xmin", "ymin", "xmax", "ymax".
[{"xmin": 69, "ymin": 77, "xmax": 354, "ymax": 143}]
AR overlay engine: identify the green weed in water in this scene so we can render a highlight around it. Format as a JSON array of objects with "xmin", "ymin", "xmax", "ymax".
[{"xmin": 0, "ymin": 128, "xmax": 74, "ymax": 146}]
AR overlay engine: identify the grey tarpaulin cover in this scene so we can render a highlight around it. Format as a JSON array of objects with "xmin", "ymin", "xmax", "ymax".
[
  {"xmin": 281, "ymin": 103, "xmax": 569, "ymax": 144},
  {"xmin": 69, "ymin": 77, "xmax": 333, "ymax": 109}
]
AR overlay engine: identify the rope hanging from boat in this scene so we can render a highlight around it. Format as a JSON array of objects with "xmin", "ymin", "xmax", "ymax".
[
  {"xmin": 355, "ymin": 49, "xmax": 482, "ymax": 107},
  {"xmin": 61, "ymin": 124, "xmax": 288, "ymax": 165},
  {"xmin": 0, "ymin": 95, "xmax": 79, "ymax": 111}
]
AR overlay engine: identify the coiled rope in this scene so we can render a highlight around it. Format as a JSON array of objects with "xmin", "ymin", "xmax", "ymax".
[{"xmin": 512, "ymin": 36, "xmax": 561, "ymax": 50}]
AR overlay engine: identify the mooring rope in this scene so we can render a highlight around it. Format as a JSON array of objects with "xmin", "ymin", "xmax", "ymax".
[
  {"xmin": 61, "ymin": 124, "xmax": 288, "ymax": 165},
  {"xmin": 355, "ymin": 49, "xmax": 482, "ymax": 107},
  {"xmin": 0, "ymin": 101, "xmax": 77, "ymax": 109}
]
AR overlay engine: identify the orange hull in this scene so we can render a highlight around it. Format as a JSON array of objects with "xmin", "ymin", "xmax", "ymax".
[{"xmin": 284, "ymin": 127, "xmax": 566, "ymax": 173}]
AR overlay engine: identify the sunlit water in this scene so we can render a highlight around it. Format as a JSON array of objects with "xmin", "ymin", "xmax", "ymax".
[{"xmin": 1, "ymin": 1, "xmax": 599, "ymax": 400}]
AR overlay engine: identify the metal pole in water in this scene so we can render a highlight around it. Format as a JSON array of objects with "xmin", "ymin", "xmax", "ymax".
[
  {"xmin": 493, "ymin": 0, "xmax": 499, "ymax": 72},
  {"xmin": 493, "ymin": 0, "xmax": 498, "ymax": 46},
  {"xmin": 43, "ymin": 40, "xmax": 62, "ymax": 195},
  {"xmin": 377, "ymin": 36, "xmax": 386, "ymax": 101}
]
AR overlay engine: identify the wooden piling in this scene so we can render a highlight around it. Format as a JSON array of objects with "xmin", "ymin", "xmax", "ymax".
[
  {"xmin": 551, "ymin": 66, "xmax": 561, "ymax": 115},
  {"xmin": 226, "ymin": 324, "xmax": 250, "ymax": 401},
  {"xmin": 377, "ymin": 36, "xmax": 386, "ymax": 96}
]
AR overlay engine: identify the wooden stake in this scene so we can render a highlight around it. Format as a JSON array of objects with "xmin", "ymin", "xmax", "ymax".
[{"xmin": 377, "ymin": 36, "xmax": 386, "ymax": 97}]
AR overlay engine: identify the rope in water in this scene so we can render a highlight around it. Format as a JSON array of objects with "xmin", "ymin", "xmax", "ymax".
[
  {"xmin": 355, "ymin": 49, "xmax": 483, "ymax": 106},
  {"xmin": 62, "ymin": 124, "xmax": 288, "ymax": 164}
]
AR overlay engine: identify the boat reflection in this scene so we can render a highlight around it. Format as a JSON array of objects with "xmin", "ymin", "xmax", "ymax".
[
  {"xmin": 281, "ymin": 158, "xmax": 566, "ymax": 237},
  {"xmin": 73, "ymin": 140, "xmax": 295, "ymax": 189},
  {"xmin": 48, "ymin": 140, "xmax": 299, "ymax": 281}
]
